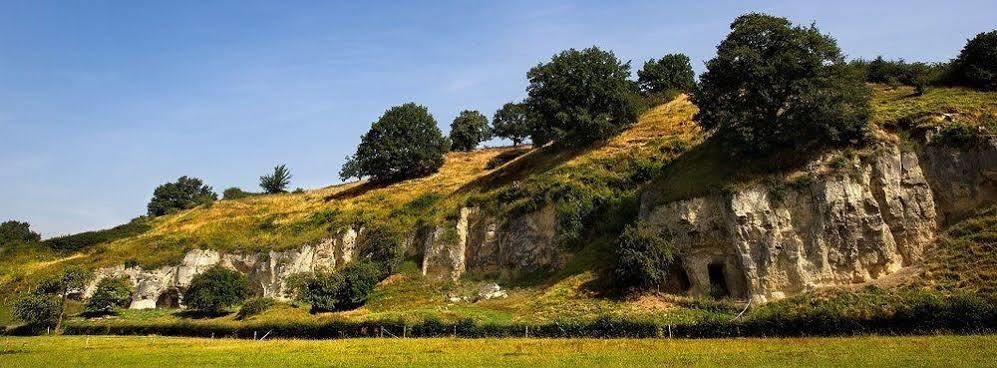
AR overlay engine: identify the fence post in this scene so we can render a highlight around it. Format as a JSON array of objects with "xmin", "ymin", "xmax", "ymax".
[{"xmin": 668, "ymin": 324, "xmax": 672, "ymax": 339}]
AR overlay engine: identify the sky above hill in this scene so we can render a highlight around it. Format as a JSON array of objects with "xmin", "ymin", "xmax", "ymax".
[{"xmin": 1, "ymin": 0, "xmax": 995, "ymax": 237}]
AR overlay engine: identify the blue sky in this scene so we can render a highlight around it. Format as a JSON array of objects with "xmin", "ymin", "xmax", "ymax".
[{"xmin": 2, "ymin": 0, "xmax": 995, "ymax": 237}]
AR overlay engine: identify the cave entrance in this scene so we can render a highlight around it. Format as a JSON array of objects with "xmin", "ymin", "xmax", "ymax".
[
  {"xmin": 156, "ymin": 288, "xmax": 180, "ymax": 309},
  {"xmin": 707, "ymin": 263, "xmax": 730, "ymax": 299}
]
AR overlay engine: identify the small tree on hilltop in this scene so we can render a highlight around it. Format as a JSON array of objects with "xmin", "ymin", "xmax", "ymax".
[
  {"xmin": 181, "ymin": 266, "xmax": 250, "ymax": 313},
  {"xmin": 492, "ymin": 102, "xmax": 532, "ymax": 146},
  {"xmin": 449, "ymin": 110, "xmax": 491, "ymax": 151},
  {"xmin": 147, "ymin": 176, "xmax": 218, "ymax": 217},
  {"xmin": 260, "ymin": 164, "xmax": 292, "ymax": 194},
  {"xmin": 340, "ymin": 103, "xmax": 449, "ymax": 183},
  {"xmin": 637, "ymin": 53, "xmax": 696, "ymax": 96},
  {"xmin": 692, "ymin": 13, "xmax": 871, "ymax": 154},
  {"xmin": 951, "ymin": 30, "xmax": 997, "ymax": 91},
  {"xmin": 526, "ymin": 47, "xmax": 643, "ymax": 146},
  {"xmin": 0, "ymin": 220, "xmax": 41, "ymax": 246}
]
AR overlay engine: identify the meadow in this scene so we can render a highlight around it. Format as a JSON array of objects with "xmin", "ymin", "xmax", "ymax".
[{"xmin": 2, "ymin": 335, "xmax": 995, "ymax": 368}]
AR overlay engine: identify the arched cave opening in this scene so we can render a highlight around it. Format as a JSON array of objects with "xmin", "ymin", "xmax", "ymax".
[
  {"xmin": 707, "ymin": 262, "xmax": 731, "ymax": 299},
  {"xmin": 156, "ymin": 288, "xmax": 180, "ymax": 309}
]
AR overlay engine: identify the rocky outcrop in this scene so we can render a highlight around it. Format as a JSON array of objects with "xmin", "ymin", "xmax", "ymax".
[
  {"xmin": 639, "ymin": 140, "xmax": 997, "ymax": 302},
  {"xmin": 85, "ymin": 228, "xmax": 360, "ymax": 309}
]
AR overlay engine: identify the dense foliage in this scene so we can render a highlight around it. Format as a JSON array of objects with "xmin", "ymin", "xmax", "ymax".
[
  {"xmin": 340, "ymin": 103, "xmax": 449, "ymax": 182},
  {"xmin": 293, "ymin": 260, "xmax": 382, "ymax": 312},
  {"xmin": 13, "ymin": 294, "xmax": 61, "ymax": 328},
  {"xmin": 18, "ymin": 266, "xmax": 93, "ymax": 330},
  {"xmin": 181, "ymin": 266, "xmax": 251, "ymax": 313},
  {"xmin": 950, "ymin": 30, "xmax": 997, "ymax": 91},
  {"xmin": 260, "ymin": 164, "xmax": 293, "ymax": 193},
  {"xmin": 449, "ymin": 110, "xmax": 491, "ymax": 151},
  {"xmin": 851, "ymin": 56, "xmax": 946, "ymax": 95},
  {"xmin": 84, "ymin": 276, "xmax": 133, "ymax": 315},
  {"xmin": 637, "ymin": 53, "xmax": 696, "ymax": 95},
  {"xmin": 236, "ymin": 297, "xmax": 276, "ymax": 319},
  {"xmin": 614, "ymin": 223, "xmax": 679, "ymax": 289},
  {"xmin": 147, "ymin": 176, "xmax": 218, "ymax": 216},
  {"xmin": 43, "ymin": 217, "xmax": 151, "ymax": 252},
  {"xmin": 491, "ymin": 102, "xmax": 532, "ymax": 146},
  {"xmin": 693, "ymin": 13, "xmax": 871, "ymax": 154},
  {"xmin": 525, "ymin": 47, "xmax": 643, "ymax": 146},
  {"xmin": 0, "ymin": 220, "xmax": 41, "ymax": 246},
  {"xmin": 222, "ymin": 187, "xmax": 255, "ymax": 200}
]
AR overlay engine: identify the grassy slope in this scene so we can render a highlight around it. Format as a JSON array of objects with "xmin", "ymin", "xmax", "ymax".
[
  {"xmin": 3, "ymin": 86, "xmax": 996, "ymax": 328},
  {"xmin": 3, "ymin": 335, "xmax": 995, "ymax": 368}
]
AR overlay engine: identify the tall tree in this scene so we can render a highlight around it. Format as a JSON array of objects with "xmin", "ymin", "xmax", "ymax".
[
  {"xmin": 449, "ymin": 110, "xmax": 491, "ymax": 151},
  {"xmin": 637, "ymin": 53, "xmax": 696, "ymax": 96},
  {"xmin": 491, "ymin": 102, "xmax": 531, "ymax": 146},
  {"xmin": 951, "ymin": 30, "xmax": 997, "ymax": 91},
  {"xmin": 340, "ymin": 103, "xmax": 449, "ymax": 182},
  {"xmin": 525, "ymin": 47, "xmax": 643, "ymax": 146},
  {"xmin": 147, "ymin": 176, "xmax": 218, "ymax": 216},
  {"xmin": 260, "ymin": 164, "xmax": 292, "ymax": 193},
  {"xmin": 692, "ymin": 13, "xmax": 871, "ymax": 154}
]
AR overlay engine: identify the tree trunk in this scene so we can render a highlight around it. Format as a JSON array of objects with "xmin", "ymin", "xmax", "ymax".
[{"xmin": 54, "ymin": 292, "xmax": 67, "ymax": 333}]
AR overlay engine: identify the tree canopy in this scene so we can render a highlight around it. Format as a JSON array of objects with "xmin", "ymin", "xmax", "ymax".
[
  {"xmin": 449, "ymin": 110, "xmax": 491, "ymax": 151},
  {"xmin": 491, "ymin": 102, "xmax": 532, "ymax": 146},
  {"xmin": 692, "ymin": 13, "xmax": 871, "ymax": 154},
  {"xmin": 260, "ymin": 164, "xmax": 292, "ymax": 193},
  {"xmin": 525, "ymin": 47, "xmax": 643, "ymax": 146},
  {"xmin": 147, "ymin": 176, "xmax": 217, "ymax": 217},
  {"xmin": 637, "ymin": 53, "xmax": 696, "ymax": 95},
  {"xmin": 0, "ymin": 220, "xmax": 40, "ymax": 246},
  {"xmin": 951, "ymin": 30, "xmax": 997, "ymax": 91},
  {"xmin": 340, "ymin": 103, "xmax": 449, "ymax": 183},
  {"xmin": 181, "ymin": 266, "xmax": 250, "ymax": 313}
]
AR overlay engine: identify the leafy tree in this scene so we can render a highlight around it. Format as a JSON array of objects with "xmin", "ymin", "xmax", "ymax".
[
  {"xmin": 525, "ymin": 47, "xmax": 643, "ymax": 146},
  {"xmin": 84, "ymin": 276, "xmax": 133, "ymax": 316},
  {"xmin": 27, "ymin": 266, "xmax": 93, "ymax": 331},
  {"xmin": 491, "ymin": 102, "xmax": 532, "ymax": 146},
  {"xmin": 637, "ymin": 53, "xmax": 696, "ymax": 95},
  {"xmin": 222, "ymin": 187, "xmax": 254, "ymax": 200},
  {"xmin": 181, "ymin": 266, "xmax": 250, "ymax": 313},
  {"xmin": 360, "ymin": 224, "xmax": 405, "ymax": 277},
  {"xmin": 13, "ymin": 294, "xmax": 61, "ymax": 328},
  {"xmin": 293, "ymin": 260, "xmax": 381, "ymax": 312},
  {"xmin": 0, "ymin": 220, "xmax": 41, "ymax": 245},
  {"xmin": 147, "ymin": 176, "xmax": 218, "ymax": 216},
  {"xmin": 951, "ymin": 30, "xmax": 997, "ymax": 91},
  {"xmin": 614, "ymin": 224, "xmax": 678, "ymax": 289},
  {"xmin": 449, "ymin": 110, "xmax": 491, "ymax": 151},
  {"xmin": 693, "ymin": 13, "xmax": 871, "ymax": 154},
  {"xmin": 260, "ymin": 164, "xmax": 292, "ymax": 194},
  {"xmin": 340, "ymin": 103, "xmax": 449, "ymax": 183}
]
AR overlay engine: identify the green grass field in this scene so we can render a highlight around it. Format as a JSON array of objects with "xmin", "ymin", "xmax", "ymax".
[{"xmin": 1, "ymin": 335, "xmax": 995, "ymax": 367}]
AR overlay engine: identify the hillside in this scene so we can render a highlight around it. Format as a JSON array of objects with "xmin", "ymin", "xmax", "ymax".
[{"xmin": 2, "ymin": 85, "xmax": 996, "ymax": 330}]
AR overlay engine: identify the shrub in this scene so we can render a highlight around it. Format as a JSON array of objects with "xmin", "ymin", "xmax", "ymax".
[
  {"xmin": 449, "ymin": 110, "xmax": 491, "ymax": 151},
  {"xmin": 293, "ymin": 260, "xmax": 382, "ymax": 313},
  {"xmin": 29, "ymin": 266, "xmax": 93, "ymax": 331},
  {"xmin": 43, "ymin": 217, "xmax": 151, "ymax": 252},
  {"xmin": 84, "ymin": 276, "xmax": 133, "ymax": 316},
  {"xmin": 0, "ymin": 220, "xmax": 41, "ymax": 246},
  {"xmin": 236, "ymin": 297, "xmax": 276, "ymax": 319},
  {"xmin": 852, "ymin": 56, "xmax": 946, "ymax": 94},
  {"xmin": 360, "ymin": 225, "xmax": 406, "ymax": 276},
  {"xmin": 614, "ymin": 223, "xmax": 679, "ymax": 289},
  {"xmin": 950, "ymin": 30, "xmax": 997, "ymax": 90},
  {"xmin": 693, "ymin": 13, "xmax": 871, "ymax": 154},
  {"xmin": 525, "ymin": 47, "xmax": 643, "ymax": 146},
  {"xmin": 222, "ymin": 187, "xmax": 254, "ymax": 200},
  {"xmin": 259, "ymin": 164, "xmax": 292, "ymax": 194},
  {"xmin": 637, "ymin": 53, "xmax": 696, "ymax": 96},
  {"xmin": 491, "ymin": 102, "xmax": 532, "ymax": 146},
  {"xmin": 181, "ymin": 266, "xmax": 250, "ymax": 313},
  {"xmin": 147, "ymin": 176, "xmax": 218, "ymax": 216},
  {"xmin": 340, "ymin": 103, "xmax": 449, "ymax": 182},
  {"xmin": 292, "ymin": 269, "xmax": 343, "ymax": 313},
  {"xmin": 14, "ymin": 294, "xmax": 61, "ymax": 328}
]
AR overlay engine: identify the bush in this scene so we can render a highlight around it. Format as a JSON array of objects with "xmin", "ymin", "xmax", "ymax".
[
  {"xmin": 693, "ymin": 13, "xmax": 871, "ymax": 154},
  {"xmin": 84, "ymin": 276, "xmax": 133, "ymax": 316},
  {"xmin": 615, "ymin": 223, "xmax": 679, "ymax": 289},
  {"xmin": 293, "ymin": 260, "xmax": 382, "ymax": 313},
  {"xmin": 449, "ymin": 110, "xmax": 491, "ymax": 151},
  {"xmin": 236, "ymin": 297, "xmax": 276, "ymax": 320},
  {"xmin": 950, "ymin": 30, "xmax": 997, "ymax": 90},
  {"xmin": 43, "ymin": 217, "xmax": 151, "ymax": 252},
  {"xmin": 491, "ymin": 102, "xmax": 532, "ymax": 146},
  {"xmin": 181, "ymin": 266, "xmax": 251, "ymax": 313},
  {"xmin": 14, "ymin": 294, "xmax": 61, "ymax": 328},
  {"xmin": 637, "ymin": 53, "xmax": 696, "ymax": 96},
  {"xmin": 0, "ymin": 220, "xmax": 41, "ymax": 246},
  {"xmin": 360, "ymin": 225, "xmax": 406, "ymax": 276},
  {"xmin": 852, "ymin": 56, "xmax": 946, "ymax": 95},
  {"xmin": 340, "ymin": 103, "xmax": 449, "ymax": 182},
  {"xmin": 525, "ymin": 47, "xmax": 643, "ymax": 146},
  {"xmin": 222, "ymin": 187, "xmax": 255, "ymax": 200},
  {"xmin": 259, "ymin": 164, "xmax": 292, "ymax": 194},
  {"xmin": 147, "ymin": 176, "xmax": 218, "ymax": 217}
]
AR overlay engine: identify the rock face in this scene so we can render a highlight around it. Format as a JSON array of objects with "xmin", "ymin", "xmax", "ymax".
[
  {"xmin": 421, "ymin": 205, "xmax": 563, "ymax": 280},
  {"xmin": 639, "ymin": 141, "xmax": 997, "ymax": 302},
  {"xmin": 85, "ymin": 228, "xmax": 360, "ymax": 309}
]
